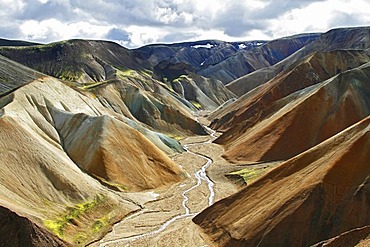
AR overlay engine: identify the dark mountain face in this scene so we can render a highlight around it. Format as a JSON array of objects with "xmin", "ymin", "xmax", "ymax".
[
  {"xmin": 0, "ymin": 38, "xmax": 40, "ymax": 47},
  {"xmin": 0, "ymin": 206, "xmax": 71, "ymax": 247},
  {"xmin": 0, "ymin": 39, "xmax": 149, "ymax": 82},
  {"xmin": 135, "ymin": 34, "xmax": 319, "ymax": 85}
]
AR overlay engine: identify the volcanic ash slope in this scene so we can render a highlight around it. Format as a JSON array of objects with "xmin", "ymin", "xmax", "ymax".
[
  {"xmin": 0, "ymin": 75, "xmax": 185, "ymax": 244},
  {"xmin": 220, "ymin": 62, "xmax": 370, "ymax": 163},
  {"xmin": 193, "ymin": 116, "xmax": 370, "ymax": 247}
]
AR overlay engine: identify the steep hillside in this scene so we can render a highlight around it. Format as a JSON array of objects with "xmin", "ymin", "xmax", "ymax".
[
  {"xmin": 194, "ymin": 116, "xmax": 370, "ymax": 247},
  {"xmin": 0, "ymin": 39, "xmax": 233, "ymax": 135},
  {"xmin": 0, "ymin": 55, "xmax": 43, "ymax": 96},
  {"xmin": 211, "ymin": 49, "xmax": 370, "ymax": 132},
  {"xmin": 218, "ymin": 62, "xmax": 370, "ymax": 163},
  {"xmin": 0, "ymin": 39, "xmax": 147, "ymax": 82},
  {"xmin": 0, "ymin": 57, "xmax": 187, "ymax": 245},
  {"xmin": 0, "ymin": 206, "xmax": 71, "ymax": 247},
  {"xmin": 227, "ymin": 26, "xmax": 370, "ymax": 96}
]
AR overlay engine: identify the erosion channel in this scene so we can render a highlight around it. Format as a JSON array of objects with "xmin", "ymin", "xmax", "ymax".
[{"xmin": 93, "ymin": 115, "xmax": 239, "ymax": 247}]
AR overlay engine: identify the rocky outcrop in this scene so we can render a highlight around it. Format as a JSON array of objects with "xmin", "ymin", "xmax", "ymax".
[{"xmin": 194, "ymin": 116, "xmax": 370, "ymax": 247}]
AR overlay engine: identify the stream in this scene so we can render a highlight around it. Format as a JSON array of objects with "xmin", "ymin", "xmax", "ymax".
[{"xmin": 99, "ymin": 123, "xmax": 217, "ymax": 246}]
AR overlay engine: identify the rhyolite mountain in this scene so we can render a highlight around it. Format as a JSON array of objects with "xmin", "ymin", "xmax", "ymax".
[
  {"xmin": 0, "ymin": 38, "xmax": 39, "ymax": 47},
  {"xmin": 211, "ymin": 50, "xmax": 370, "ymax": 163},
  {"xmin": 194, "ymin": 116, "xmax": 370, "ymax": 247},
  {"xmin": 0, "ymin": 26, "xmax": 369, "ymax": 246},
  {"xmin": 0, "ymin": 39, "xmax": 236, "ymax": 136},
  {"xmin": 0, "ymin": 54, "xmax": 187, "ymax": 245},
  {"xmin": 193, "ymin": 26, "xmax": 370, "ymax": 247}
]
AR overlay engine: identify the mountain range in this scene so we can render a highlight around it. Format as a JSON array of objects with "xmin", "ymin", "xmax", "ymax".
[{"xmin": 0, "ymin": 26, "xmax": 369, "ymax": 246}]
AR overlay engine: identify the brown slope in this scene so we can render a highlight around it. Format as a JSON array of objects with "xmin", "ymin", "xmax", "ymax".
[
  {"xmin": 194, "ymin": 116, "xmax": 370, "ymax": 247},
  {"xmin": 0, "ymin": 74, "xmax": 185, "ymax": 244},
  {"xmin": 0, "ymin": 205, "xmax": 71, "ymax": 247},
  {"xmin": 211, "ymin": 50, "xmax": 370, "ymax": 132},
  {"xmin": 219, "ymin": 62, "xmax": 370, "ymax": 163},
  {"xmin": 0, "ymin": 104, "xmax": 139, "ymax": 245},
  {"xmin": 311, "ymin": 225, "xmax": 370, "ymax": 247},
  {"xmin": 52, "ymin": 110, "xmax": 184, "ymax": 191},
  {"xmin": 227, "ymin": 26, "xmax": 370, "ymax": 97}
]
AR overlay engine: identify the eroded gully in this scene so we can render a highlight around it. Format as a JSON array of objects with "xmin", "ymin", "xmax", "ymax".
[{"xmin": 99, "ymin": 122, "xmax": 217, "ymax": 246}]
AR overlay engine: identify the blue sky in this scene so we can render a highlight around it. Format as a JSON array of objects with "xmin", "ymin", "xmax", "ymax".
[{"xmin": 0, "ymin": 0, "xmax": 369, "ymax": 47}]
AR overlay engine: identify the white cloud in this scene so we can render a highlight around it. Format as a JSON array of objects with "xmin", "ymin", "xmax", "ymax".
[
  {"xmin": 20, "ymin": 19, "xmax": 112, "ymax": 41},
  {"xmin": 0, "ymin": 0, "xmax": 369, "ymax": 47},
  {"xmin": 268, "ymin": 0, "xmax": 370, "ymax": 38}
]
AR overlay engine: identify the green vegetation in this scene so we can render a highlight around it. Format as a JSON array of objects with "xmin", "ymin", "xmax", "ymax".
[
  {"xmin": 78, "ymin": 81, "xmax": 106, "ymax": 90},
  {"xmin": 116, "ymin": 68, "xmax": 138, "ymax": 79},
  {"xmin": 99, "ymin": 179, "xmax": 128, "ymax": 192},
  {"xmin": 165, "ymin": 133, "xmax": 185, "ymax": 141},
  {"xmin": 228, "ymin": 167, "xmax": 272, "ymax": 184},
  {"xmin": 190, "ymin": 101, "xmax": 202, "ymax": 109},
  {"xmin": 43, "ymin": 195, "xmax": 106, "ymax": 238}
]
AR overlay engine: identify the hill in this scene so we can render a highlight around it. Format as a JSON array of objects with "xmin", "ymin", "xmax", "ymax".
[{"xmin": 194, "ymin": 116, "xmax": 370, "ymax": 246}]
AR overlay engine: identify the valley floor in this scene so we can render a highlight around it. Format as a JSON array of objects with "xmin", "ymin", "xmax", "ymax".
[{"xmin": 91, "ymin": 116, "xmax": 241, "ymax": 247}]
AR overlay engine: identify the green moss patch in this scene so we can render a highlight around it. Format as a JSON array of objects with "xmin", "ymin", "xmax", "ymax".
[
  {"xmin": 190, "ymin": 101, "xmax": 202, "ymax": 109},
  {"xmin": 42, "ymin": 194, "xmax": 122, "ymax": 246},
  {"xmin": 227, "ymin": 167, "xmax": 273, "ymax": 184},
  {"xmin": 44, "ymin": 195, "xmax": 106, "ymax": 238}
]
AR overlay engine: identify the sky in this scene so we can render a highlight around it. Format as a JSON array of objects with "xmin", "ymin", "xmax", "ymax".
[{"xmin": 0, "ymin": 0, "xmax": 369, "ymax": 48}]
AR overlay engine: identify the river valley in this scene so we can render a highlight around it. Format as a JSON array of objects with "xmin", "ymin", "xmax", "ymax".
[{"xmin": 93, "ymin": 116, "xmax": 240, "ymax": 247}]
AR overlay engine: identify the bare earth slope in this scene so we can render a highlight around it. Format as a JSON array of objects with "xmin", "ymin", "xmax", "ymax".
[
  {"xmin": 0, "ymin": 57, "xmax": 186, "ymax": 245},
  {"xmin": 194, "ymin": 116, "xmax": 370, "ymax": 247},
  {"xmin": 217, "ymin": 61, "xmax": 370, "ymax": 163},
  {"xmin": 0, "ymin": 40, "xmax": 217, "ymax": 136},
  {"xmin": 211, "ymin": 50, "xmax": 370, "ymax": 132}
]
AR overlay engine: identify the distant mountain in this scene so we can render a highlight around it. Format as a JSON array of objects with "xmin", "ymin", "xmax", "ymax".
[
  {"xmin": 0, "ymin": 38, "xmax": 39, "ymax": 47},
  {"xmin": 136, "ymin": 34, "xmax": 319, "ymax": 84},
  {"xmin": 227, "ymin": 26, "xmax": 370, "ymax": 96}
]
